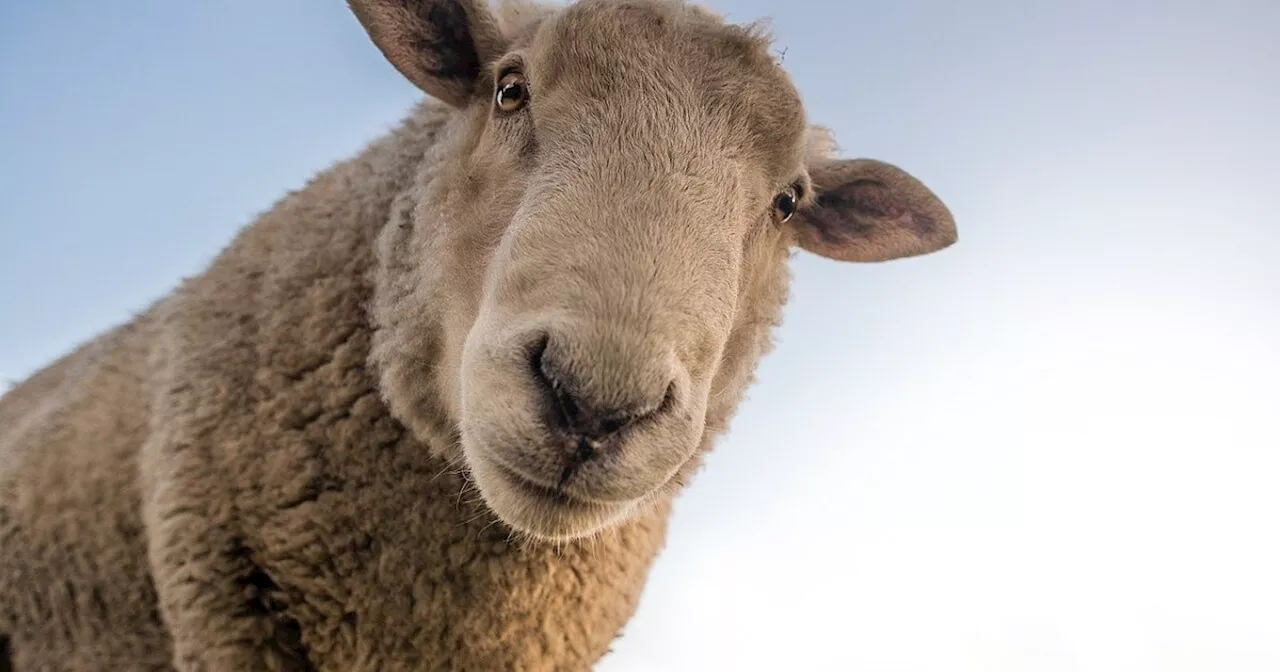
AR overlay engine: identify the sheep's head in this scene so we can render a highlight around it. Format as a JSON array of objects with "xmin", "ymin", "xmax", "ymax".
[{"xmin": 357, "ymin": 0, "xmax": 957, "ymax": 541}]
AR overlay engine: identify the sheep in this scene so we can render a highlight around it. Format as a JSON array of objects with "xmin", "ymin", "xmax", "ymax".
[{"xmin": 0, "ymin": 0, "xmax": 958, "ymax": 669}]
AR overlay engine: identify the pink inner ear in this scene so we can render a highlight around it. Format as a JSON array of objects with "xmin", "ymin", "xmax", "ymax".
[
  {"xmin": 843, "ymin": 179, "xmax": 936, "ymax": 237},
  {"xmin": 799, "ymin": 158, "xmax": 956, "ymax": 261},
  {"xmin": 846, "ymin": 180, "xmax": 904, "ymax": 218}
]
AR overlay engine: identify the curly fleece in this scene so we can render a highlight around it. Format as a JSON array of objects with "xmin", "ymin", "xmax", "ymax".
[{"xmin": 0, "ymin": 105, "xmax": 674, "ymax": 670}]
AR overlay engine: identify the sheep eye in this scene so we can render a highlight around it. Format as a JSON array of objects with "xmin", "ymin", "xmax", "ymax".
[
  {"xmin": 773, "ymin": 187, "xmax": 798, "ymax": 222},
  {"xmin": 495, "ymin": 73, "xmax": 529, "ymax": 113}
]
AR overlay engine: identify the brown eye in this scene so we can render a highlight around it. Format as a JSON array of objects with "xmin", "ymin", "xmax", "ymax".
[
  {"xmin": 773, "ymin": 187, "xmax": 798, "ymax": 222},
  {"xmin": 495, "ymin": 73, "xmax": 529, "ymax": 113}
]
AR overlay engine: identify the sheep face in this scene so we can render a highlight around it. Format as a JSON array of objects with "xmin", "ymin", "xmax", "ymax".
[{"xmin": 355, "ymin": 0, "xmax": 958, "ymax": 540}]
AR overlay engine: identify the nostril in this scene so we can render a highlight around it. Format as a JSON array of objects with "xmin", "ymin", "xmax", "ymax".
[
  {"xmin": 529, "ymin": 335, "xmax": 582, "ymax": 429},
  {"xmin": 528, "ymin": 334, "xmax": 674, "ymax": 442},
  {"xmin": 597, "ymin": 415, "xmax": 627, "ymax": 436},
  {"xmin": 657, "ymin": 380, "xmax": 677, "ymax": 416},
  {"xmin": 526, "ymin": 334, "xmax": 550, "ymax": 394}
]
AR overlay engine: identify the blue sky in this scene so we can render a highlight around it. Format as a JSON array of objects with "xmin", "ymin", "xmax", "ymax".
[{"xmin": 2, "ymin": 1, "xmax": 1278, "ymax": 670}]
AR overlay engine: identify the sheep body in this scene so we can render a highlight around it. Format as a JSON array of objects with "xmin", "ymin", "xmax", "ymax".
[
  {"xmin": 0, "ymin": 104, "xmax": 667, "ymax": 671},
  {"xmin": 0, "ymin": 1, "xmax": 959, "ymax": 668}
]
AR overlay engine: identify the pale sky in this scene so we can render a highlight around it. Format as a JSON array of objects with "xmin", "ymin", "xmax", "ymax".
[{"xmin": 2, "ymin": 1, "xmax": 1278, "ymax": 670}]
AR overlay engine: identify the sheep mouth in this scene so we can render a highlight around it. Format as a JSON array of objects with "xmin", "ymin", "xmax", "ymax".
[
  {"xmin": 466, "ymin": 452, "xmax": 648, "ymax": 541},
  {"xmin": 491, "ymin": 460, "xmax": 576, "ymax": 505},
  {"xmin": 489, "ymin": 457, "xmax": 632, "ymax": 509}
]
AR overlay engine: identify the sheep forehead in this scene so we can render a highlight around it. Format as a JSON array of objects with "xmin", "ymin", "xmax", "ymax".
[
  {"xmin": 517, "ymin": 0, "xmax": 807, "ymax": 171},
  {"xmin": 493, "ymin": 0, "xmax": 557, "ymax": 41}
]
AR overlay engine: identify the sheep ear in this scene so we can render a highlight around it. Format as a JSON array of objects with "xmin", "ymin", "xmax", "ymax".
[
  {"xmin": 348, "ymin": 0, "xmax": 506, "ymax": 107},
  {"xmin": 791, "ymin": 158, "xmax": 958, "ymax": 263}
]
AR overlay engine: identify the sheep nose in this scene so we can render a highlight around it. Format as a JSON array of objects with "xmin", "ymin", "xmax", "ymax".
[{"xmin": 529, "ymin": 335, "xmax": 676, "ymax": 443}]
